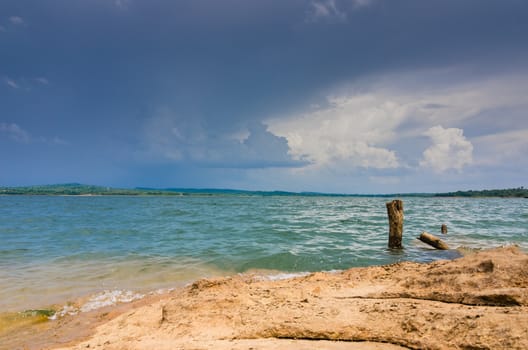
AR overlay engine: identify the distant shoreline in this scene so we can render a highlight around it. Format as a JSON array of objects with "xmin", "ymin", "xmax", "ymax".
[
  {"xmin": 1, "ymin": 183, "xmax": 527, "ymax": 198},
  {"xmin": 0, "ymin": 183, "xmax": 527, "ymax": 198}
]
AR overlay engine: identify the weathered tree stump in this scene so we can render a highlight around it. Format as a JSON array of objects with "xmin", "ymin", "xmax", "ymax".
[
  {"xmin": 441, "ymin": 224, "xmax": 448, "ymax": 234},
  {"xmin": 419, "ymin": 231, "xmax": 449, "ymax": 250},
  {"xmin": 386, "ymin": 199, "xmax": 404, "ymax": 249}
]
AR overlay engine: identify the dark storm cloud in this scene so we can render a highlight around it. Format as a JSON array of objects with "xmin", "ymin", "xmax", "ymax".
[{"xmin": 3, "ymin": 0, "xmax": 526, "ymax": 128}]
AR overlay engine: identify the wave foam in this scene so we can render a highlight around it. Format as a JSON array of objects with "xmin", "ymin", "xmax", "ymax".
[
  {"xmin": 258, "ymin": 272, "xmax": 311, "ymax": 281},
  {"xmin": 49, "ymin": 290, "xmax": 145, "ymax": 320},
  {"xmin": 80, "ymin": 290, "xmax": 144, "ymax": 313}
]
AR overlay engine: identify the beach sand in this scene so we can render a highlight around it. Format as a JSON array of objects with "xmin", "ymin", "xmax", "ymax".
[{"xmin": 3, "ymin": 246, "xmax": 527, "ymax": 350}]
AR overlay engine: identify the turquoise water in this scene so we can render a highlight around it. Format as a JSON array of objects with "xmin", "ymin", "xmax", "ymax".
[{"xmin": 1, "ymin": 195, "xmax": 527, "ymax": 312}]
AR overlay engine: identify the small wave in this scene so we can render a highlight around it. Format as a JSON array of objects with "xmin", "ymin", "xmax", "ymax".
[
  {"xmin": 0, "ymin": 248, "xmax": 30, "ymax": 257},
  {"xmin": 80, "ymin": 290, "xmax": 144, "ymax": 312},
  {"xmin": 50, "ymin": 289, "xmax": 145, "ymax": 320},
  {"xmin": 248, "ymin": 268, "xmax": 345, "ymax": 282},
  {"xmin": 259, "ymin": 272, "xmax": 311, "ymax": 281},
  {"xmin": 49, "ymin": 305, "xmax": 77, "ymax": 320},
  {"xmin": 455, "ymin": 246, "xmax": 483, "ymax": 256}
]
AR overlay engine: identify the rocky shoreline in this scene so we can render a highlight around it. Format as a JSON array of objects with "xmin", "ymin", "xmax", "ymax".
[{"xmin": 3, "ymin": 246, "xmax": 527, "ymax": 350}]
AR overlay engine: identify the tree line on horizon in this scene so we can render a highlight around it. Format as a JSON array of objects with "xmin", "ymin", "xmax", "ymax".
[
  {"xmin": 434, "ymin": 187, "xmax": 527, "ymax": 198},
  {"xmin": 0, "ymin": 183, "xmax": 527, "ymax": 198}
]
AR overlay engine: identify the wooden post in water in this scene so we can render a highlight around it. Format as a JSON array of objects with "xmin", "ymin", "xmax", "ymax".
[
  {"xmin": 441, "ymin": 224, "xmax": 448, "ymax": 234},
  {"xmin": 386, "ymin": 199, "xmax": 404, "ymax": 249}
]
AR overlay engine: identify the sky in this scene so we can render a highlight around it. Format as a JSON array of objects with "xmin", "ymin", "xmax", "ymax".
[{"xmin": 1, "ymin": 0, "xmax": 527, "ymax": 193}]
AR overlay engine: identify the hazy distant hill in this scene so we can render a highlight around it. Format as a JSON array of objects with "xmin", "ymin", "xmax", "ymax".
[
  {"xmin": 0, "ymin": 183, "xmax": 177, "ymax": 196},
  {"xmin": 0, "ymin": 183, "xmax": 526, "ymax": 198}
]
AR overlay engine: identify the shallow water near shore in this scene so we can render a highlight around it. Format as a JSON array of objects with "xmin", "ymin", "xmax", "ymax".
[{"xmin": 1, "ymin": 195, "xmax": 527, "ymax": 318}]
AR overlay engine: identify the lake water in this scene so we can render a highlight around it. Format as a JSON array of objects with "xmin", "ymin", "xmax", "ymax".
[{"xmin": 1, "ymin": 195, "xmax": 527, "ymax": 315}]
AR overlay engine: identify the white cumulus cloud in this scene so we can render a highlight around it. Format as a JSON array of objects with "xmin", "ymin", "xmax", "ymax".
[
  {"xmin": 472, "ymin": 129, "xmax": 528, "ymax": 167},
  {"xmin": 351, "ymin": 0, "xmax": 375, "ymax": 8},
  {"xmin": 35, "ymin": 77, "xmax": 49, "ymax": 85},
  {"xmin": 308, "ymin": 0, "xmax": 347, "ymax": 23},
  {"xmin": 420, "ymin": 126, "xmax": 473, "ymax": 172},
  {"xmin": 4, "ymin": 76, "xmax": 50, "ymax": 90},
  {"xmin": 4, "ymin": 77, "xmax": 19, "ymax": 89},
  {"xmin": 268, "ymin": 67, "xmax": 528, "ymax": 177},
  {"xmin": 268, "ymin": 93, "xmax": 405, "ymax": 170},
  {"xmin": 307, "ymin": 0, "xmax": 374, "ymax": 23},
  {"xmin": 9, "ymin": 16, "xmax": 25, "ymax": 25},
  {"xmin": 0, "ymin": 122, "xmax": 69, "ymax": 146},
  {"xmin": 114, "ymin": 0, "xmax": 130, "ymax": 9},
  {"xmin": 0, "ymin": 122, "xmax": 31, "ymax": 143}
]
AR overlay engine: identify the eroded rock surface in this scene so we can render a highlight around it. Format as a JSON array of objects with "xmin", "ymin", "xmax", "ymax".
[{"xmin": 22, "ymin": 247, "xmax": 528, "ymax": 349}]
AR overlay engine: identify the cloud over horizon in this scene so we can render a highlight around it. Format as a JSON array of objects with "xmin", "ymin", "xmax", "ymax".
[
  {"xmin": 267, "ymin": 68, "xmax": 527, "ymax": 187},
  {"xmin": 420, "ymin": 126, "xmax": 473, "ymax": 172},
  {"xmin": 142, "ymin": 109, "xmax": 306, "ymax": 169}
]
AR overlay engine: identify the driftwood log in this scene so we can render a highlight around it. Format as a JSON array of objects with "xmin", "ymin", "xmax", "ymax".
[
  {"xmin": 419, "ymin": 231, "xmax": 449, "ymax": 250},
  {"xmin": 386, "ymin": 200, "xmax": 404, "ymax": 249}
]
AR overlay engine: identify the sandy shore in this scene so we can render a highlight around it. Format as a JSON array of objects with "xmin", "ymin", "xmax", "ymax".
[{"xmin": 3, "ymin": 246, "xmax": 527, "ymax": 350}]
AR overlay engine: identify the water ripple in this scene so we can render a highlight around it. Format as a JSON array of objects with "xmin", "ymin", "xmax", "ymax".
[{"xmin": 0, "ymin": 195, "xmax": 527, "ymax": 312}]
